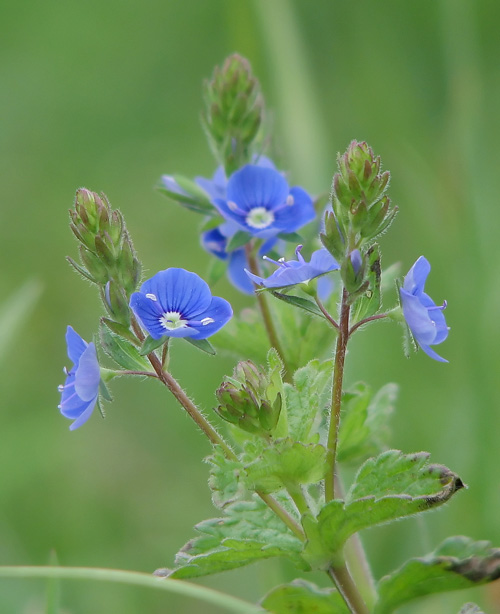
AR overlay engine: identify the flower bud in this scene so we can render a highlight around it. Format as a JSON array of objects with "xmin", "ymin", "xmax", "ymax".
[{"xmin": 214, "ymin": 361, "xmax": 282, "ymax": 438}]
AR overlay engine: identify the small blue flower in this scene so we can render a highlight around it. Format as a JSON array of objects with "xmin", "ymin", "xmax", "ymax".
[
  {"xmin": 130, "ymin": 268, "xmax": 233, "ymax": 340},
  {"xmin": 400, "ymin": 256, "xmax": 449, "ymax": 362},
  {"xmin": 59, "ymin": 326, "xmax": 101, "ymax": 430},
  {"xmin": 245, "ymin": 245, "xmax": 339, "ymax": 289},
  {"xmin": 214, "ymin": 165, "xmax": 315, "ymax": 239}
]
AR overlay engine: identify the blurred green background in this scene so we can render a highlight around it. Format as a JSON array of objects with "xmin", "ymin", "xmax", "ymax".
[{"xmin": 1, "ymin": 0, "xmax": 500, "ymax": 612}]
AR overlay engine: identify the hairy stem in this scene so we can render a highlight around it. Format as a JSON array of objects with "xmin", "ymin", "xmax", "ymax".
[
  {"xmin": 245, "ymin": 244, "xmax": 292, "ymax": 381},
  {"xmin": 314, "ymin": 295, "xmax": 339, "ymax": 330},
  {"xmin": 349, "ymin": 312, "xmax": 388, "ymax": 336},
  {"xmin": 325, "ymin": 288, "xmax": 350, "ymax": 502},
  {"xmin": 328, "ymin": 563, "xmax": 370, "ymax": 614}
]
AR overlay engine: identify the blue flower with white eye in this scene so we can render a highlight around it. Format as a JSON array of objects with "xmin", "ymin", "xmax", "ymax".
[
  {"xmin": 214, "ymin": 165, "xmax": 315, "ymax": 239},
  {"xmin": 58, "ymin": 326, "xmax": 101, "ymax": 430},
  {"xmin": 245, "ymin": 245, "xmax": 339, "ymax": 289},
  {"xmin": 400, "ymin": 256, "xmax": 449, "ymax": 362},
  {"xmin": 130, "ymin": 268, "xmax": 232, "ymax": 340}
]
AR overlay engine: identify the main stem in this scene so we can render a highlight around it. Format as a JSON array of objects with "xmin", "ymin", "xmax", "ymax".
[
  {"xmin": 325, "ymin": 288, "xmax": 350, "ymax": 502},
  {"xmin": 328, "ymin": 564, "xmax": 370, "ymax": 614},
  {"xmin": 245, "ymin": 244, "xmax": 292, "ymax": 381}
]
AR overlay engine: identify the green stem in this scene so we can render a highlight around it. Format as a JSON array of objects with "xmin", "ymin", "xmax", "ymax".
[
  {"xmin": 245, "ymin": 244, "xmax": 292, "ymax": 381},
  {"xmin": 325, "ymin": 288, "xmax": 350, "ymax": 502},
  {"xmin": 284, "ymin": 482, "xmax": 309, "ymax": 516},
  {"xmin": 328, "ymin": 563, "xmax": 369, "ymax": 614},
  {"xmin": 0, "ymin": 566, "xmax": 264, "ymax": 614}
]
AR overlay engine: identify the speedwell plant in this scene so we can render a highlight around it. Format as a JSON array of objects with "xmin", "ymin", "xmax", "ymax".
[{"xmin": 34, "ymin": 54, "xmax": 500, "ymax": 613}]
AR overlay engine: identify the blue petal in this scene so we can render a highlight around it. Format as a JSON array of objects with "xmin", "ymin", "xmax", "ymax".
[
  {"xmin": 403, "ymin": 256, "xmax": 431, "ymax": 295},
  {"xmin": 66, "ymin": 326, "xmax": 87, "ymax": 365},
  {"xmin": 201, "ymin": 227, "xmax": 228, "ymax": 260},
  {"xmin": 400, "ymin": 289, "xmax": 438, "ymax": 345},
  {"xmin": 139, "ymin": 269, "xmax": 212, "ymax": 318},
  {"xmin": 310, "ymin": 249, "xmax": 340, "ymax": 273},
  {"xmin": 228, "ymin": 250, "xmax": 255, "ymax": 294},
  {"xmin": 130, "ymin": 291, "xmax": 166, "ymax": 340},
  {"xmin": 189, "ymin": 296, "xmax": 233, "ymax": 339},
  {"xmin": 419, "ymin": 343, "xmax": 448, "ymax": 363},
  {"xmin": 69, "ymin": 397, "xmax": 98, "ymax": 431},
  {"xmin": 226, "ymin": 165, "xmax": 289, "ymax": 212},
  {"xmin": 272, "ymin": 186, "xmax": 315, "ymax": 233},
  {"xmin": 74, "ymin": 343, "xmax": 100, "ymax": 402},
  {"xmin": 195, "ymin": 166, "xmax": 227, "ymax": 200}
]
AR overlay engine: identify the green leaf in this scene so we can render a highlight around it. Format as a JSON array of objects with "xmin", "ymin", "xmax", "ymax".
[
  {"xmin": 303, "ymin": 450, "xmax": 464, "ymax": 569},
  {"xmin": 261, "ymin": 580, "xmax": 349, "ymax": 613},
  {"xmin": 99, "ymin": 322, "xmax": 150, "ymax": 371},
  {"xmin": 374, "ymin": 536, "xmax": 500, "ymax": 614},
  {"xmin": 226, "ymin": 230, "xmax": 252, "ymax": 252},
  {"xmin": 171, "ymin": 497, "xmax": 305, "ymax": 578},
  {"xmin": 139, "ymin": 335, "xmax": 165, "ymax": 355},
  {"xmin": 271, "ymin": 292, "xmax": 325, "ymax": 318},
  {"xmin": 0, "ymin": 280, "xmax": 42, "ymax": 364},
  {"xmin": 285, "ymin": 359, "xmax": 333, "ymax": 444},
  {"xmin": 207, "ymin": 446, "xmax": 247, "ymax": 509},
  {"xmin": 101, "ymin": 317, "xmax": 138, "ymax": 344},
  {"xmin": 458, "ymin": 605, "xmax": 484, "ymax": 614},
  {"xmin": 337, "ymin": 382, "xmax": 397, "ymax": 463},
  {"xmin": 183, "ymin": 336, "xmax": 217, "ymax": 355},
  {"xmin": 206, "ymin": 257, "xmax": 227, "ymax": 287},
  {"xmin": 244, "ymin": 439, "xmax": 327, "ymax": 494},
  {"xmin": 276, "ymin": 231, "xmax": 303, "ymax": 243},
  {"xmin": 156, "ymin": 175, "xmax": 216, "ymax": 215}
]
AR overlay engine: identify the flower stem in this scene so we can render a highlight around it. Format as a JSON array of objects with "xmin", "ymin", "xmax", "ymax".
[
  {"xmin": 325, "ymin": 288, "xmax": 350, "ymax": 502},
  {"xmin": 328, "ymin": 562, "xmax": 369, "ymax": 614},
  {"xmin": 349, "ymin": 312, "xmax": 388, "ymax": 336},
  {"xmin": 314, "ymin": 294, "xmax": 339, "ymax": 330},
  {"xmin": 245, "ymin": 244, "xmax": 292, "ymax": 381}
]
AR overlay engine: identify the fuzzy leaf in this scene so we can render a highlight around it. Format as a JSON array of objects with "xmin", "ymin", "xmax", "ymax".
[
  {"xmin": 244, "ymin": 439, "xmax": 327, "ymax": 494},
  {"xmin": 303, "ymin": 451, "xmax": 464, "ymax": 569},
  {"xmin": 183, "ymin": 336, "xmax": 216, "ymax": 355},
  {"xmin": 285, "ymin": 359, "xmax": 333, "ymax": 444},
  {"xmin": 337, "ymin": 382, "xmax": 397, "ymax": 463},
  {"xmin": 207, "ymin": 447, "xmax": 246, "ymax": 509},
  {"xmin": 261, "ymin": 580, "xmax": 349, "ymax": 613},
  {"xmin": 171, "ymin": 497, "xmax": 305, "ymax": 578},
  {"xmin": 99, "ymin": 322, "xmax": 150, "ymax": 371},
  {"xmin": 374, "ymin": 536, "xmax": 500, "ymax": 613},
  {"xmin": 271, "ymin": 292, "xmax": 324, "ymax": 318}
]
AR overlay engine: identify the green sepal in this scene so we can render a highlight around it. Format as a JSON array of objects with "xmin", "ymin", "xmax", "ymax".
[
  {"xmin": 261, "ymin": 580, "xmax": 349, "ymax": 614},
  {"xmin": 170, "ymin": 497, "xmax": 306, "ymax": 579},
  {"xmin": 101, "ymin": 317, "xmax": 139, "ymax": 344},
  {"xmin": 337, "ymin": 382, "xmax": 397, "ymax": 464},
  {"xmin": 395, "ymin": 278, "xmax": 414, "ymax": 358},
  {"xmin": 244, "ymin": 438, "xmax": 327, "ymax": 494},
  {"xmin": 351, "ymin": 244, "xmax": 382, "ymax": 323},
  {"xmin": 271, "ymin": 291, "xmax": 324, "ymax": 318},
  {"xmin": 156, "ymin": 175, "xmax": 216, "ymax": 215},
  {"xmin": 99, "ymin": 321, "xmax": 150, "ymax": 371},
  {"xmin": 374, "ymin": 536, "xmax": 500, "ymax": 614},
  {"xmin": 320, "ymin": 211, "xmax": 346, "ymax": 262},
  {"xmin": 303, "ymin": 450, "xmax": 464, "ymax": 569},
  {"xmin": 183, "ymin": 336, "xmax": 216, "ymax": 355},
  {"xmin": 98, "ymin": 379, "xmax": 113, "ymax": 403},
  {"xmin": 285, "ymin": 359, "xmax": 333, "ymax": 444},
  {"xmin": 277, "ymin": 231, "xmax": 303, "ymax": 243},
  {"xmin": 226, "ymin": 230, "xmax": 252, "ymax": 252},
  {"xmin": 139, "ymin": 335, "xmax": 165, "ymax": 355},
  {"xmin": 66, "ymin": 256, "xmax": 96, "ymax": 284}
]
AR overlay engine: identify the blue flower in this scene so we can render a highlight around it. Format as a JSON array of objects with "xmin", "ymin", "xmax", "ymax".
[
  {"xmin": 130, "ymin": 268, "xmax": 232, "ymax": 340},
  {"xmin": 59, "ymin": 326, "xmax": 101, "ymax": 430},
  {"xmin": 214, "ymin": 165, "xmax": 315, "ymax": 239},
  {"xmin": 400, "ymin": 256, "xmax": 449, "ymax": 362},
  {"xmin": 245, "ymin": 245, "xmax": 339, "ymax": 289}
]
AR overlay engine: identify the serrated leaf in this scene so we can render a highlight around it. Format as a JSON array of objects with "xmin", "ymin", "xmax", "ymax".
[
  {"xmin": 337, "ymin": 382, "xmax": 397, "ymax": 463},
  {"xmin": 171, "ymin": 497, "xmax": 305, "ymax": 578},
  {"xmin": 226, "ymin": 230, "xmax": 252, "ymax": 252},
  {"xmin": 271, "ymin": 292, "xmax": 325, "ymax": 318},
  {"xmin": 374, "ymin": 536, "xmax": 500, "ymax": 613},
  {"xmin": 139, "ymin": 335, "xmax": 165, "ymax": 355},
  {"xmin": 244, "ymin": 439, "xmax": 327, "ymax": 494},
  {"xmin": 183, "ymin": 336, "xmax": 216, "ymax": 355},
  {"xmin": 99, "ymin": 322, "xmax": 150, "ymax": 371},
  {"xmin": 285, "ymin": 359, "xmax": 333, "ymax": 444},
  {"xmin": 459, "ymin": 605, "xmax": 484, "ymax": 614},
  {"xmin": 261, "ymin": 579, "xmax": 349, "ymax": 613},
  {"xmin": 303, "ymin": 451, "xmax": 464, "ymax": 569},
  {"xmin": 207, "ymin": 447, "xmax": 246, "ymax": 509}
]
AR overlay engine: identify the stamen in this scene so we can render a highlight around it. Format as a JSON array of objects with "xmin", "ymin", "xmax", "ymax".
[
  {"xmin": 201, "ymin": 317, "xmax": 215, "ymax": 326},
  {"xmin": 246, "ymin": 207, "xmax": 275, "ymax": 230},
  {"xmin": 286, "ymin": 194, "xmax": 294, "ymax": 206},
  {"xmin": 227, "ymin": 200, "xmax": 239, "ymax": 212},
  {"xmin": 146, "ymin": 293, "xmax": 157, "ymax": 301},
  {"xmin": 428, "ymin": 300, "xmax": 447, "ymax": 311},
  {"xmin": 160, "ymin": 311, "xmax": 188, "ymax": 331}
]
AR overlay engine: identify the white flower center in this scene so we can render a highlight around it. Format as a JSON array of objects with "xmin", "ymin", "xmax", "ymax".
[
  {"xmin": 246, "ymin": 207, "xmax": 275, "ymax": 230},
  {"xmin": 160, "ymin": 311, "xmax": 188, "ymax": 331}
]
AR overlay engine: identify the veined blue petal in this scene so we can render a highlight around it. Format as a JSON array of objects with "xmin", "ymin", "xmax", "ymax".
[
  {"xmin": 74, "ymin": 343, "xmax": 100, "ymax": 402},
  {"xmin": 403, "ymin": 256, "xmax": 431, "ymax": 295},
  {"xmin": 66, "ymin": 325, "xmax": 87, "ymax": 364},
  {"xmin": 189, "ymin": 296, "xmax": 233, "ymax": 339},
  {"xmin": 272, "ymin": 186, "xmax": 315, "ymax": 233},
  {"xmin": 226, "ymin": 165, "xmax": 289, "ymax": 212},
  {"xmin": 228, "ymin": 250, "xmax": 255, "ymax": 294}
]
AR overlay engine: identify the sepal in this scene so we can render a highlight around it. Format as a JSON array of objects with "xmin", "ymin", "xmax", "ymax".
[{"xmin": 99, "ymin": 321, "xmax": 150, "ymax": 371}]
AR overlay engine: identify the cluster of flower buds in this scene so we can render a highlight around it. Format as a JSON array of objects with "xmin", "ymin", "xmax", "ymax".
[
  {"xmin": 202, "ymin": 54, "xmax": 264, "ymax": 175},
  {"xmin": 68, "ymin": 188, "xmax": 142, "ymax": 325},
  {"xmin": 215, "ymin": 361, "xmax": 282, "ymax": 437}
]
